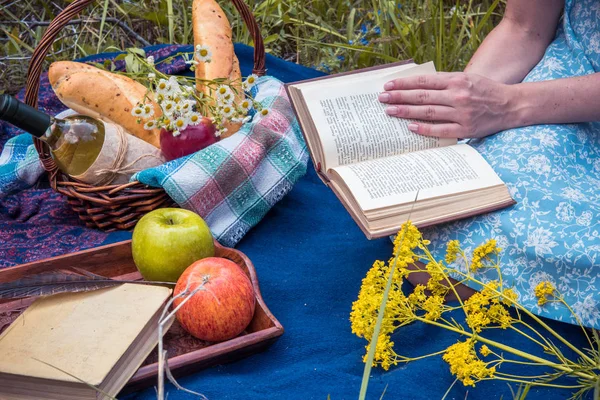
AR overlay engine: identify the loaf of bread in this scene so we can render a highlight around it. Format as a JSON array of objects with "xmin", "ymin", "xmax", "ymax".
[
  {"xmin": 193, "ymin": 0, "xmax": 244, "ymax": 138},
  {"xmin": 48, "ymin": 62, "xmax": 161, "ymax": 148}
]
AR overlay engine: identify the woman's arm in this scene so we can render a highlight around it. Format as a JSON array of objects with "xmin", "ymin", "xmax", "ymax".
[
  {"xmin": 377, "ymin": 0, "xmax": 600, "ymax": 138},
  {"xmin": 465, "ymin": 0, "xmax": 564, "ymax": 83}
]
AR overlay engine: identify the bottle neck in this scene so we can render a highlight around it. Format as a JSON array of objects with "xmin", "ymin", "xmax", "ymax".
[{"xmin": 0, "ymin": 95, "xmax": 53, "ymax": 138}]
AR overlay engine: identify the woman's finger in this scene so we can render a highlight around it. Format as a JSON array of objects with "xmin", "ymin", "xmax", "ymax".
[
  {"xmin": 406, "ymin": 122, "xmax": 464, "ymax": 138},
  {"xmin": 384, "ymin": 105, "xmax": 457, "ymax": 122},
  {"xmin": 383, "ymin": 72, "xmax": 456, "ymax": 91},
  {"xmin": 378, "ymin": 89, "xmax": 454, "ymax": 106}
]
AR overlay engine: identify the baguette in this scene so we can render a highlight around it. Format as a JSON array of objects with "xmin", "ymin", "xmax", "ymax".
[
  {"xmin": 193, "ymin": 0, "xmax": 243, "ymax": 138},
  {"xmin": 48, "ymin": 61, "xmax": 161, "ymax": 148}
]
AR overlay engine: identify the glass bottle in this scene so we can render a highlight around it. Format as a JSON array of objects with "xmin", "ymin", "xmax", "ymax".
[{"xmin": 0, "ymin": 94, "xmax": 105, "ymax": 176}]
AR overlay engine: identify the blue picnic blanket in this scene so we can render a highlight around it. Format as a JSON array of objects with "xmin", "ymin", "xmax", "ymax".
[{"xmin": 0, "ymin": 46, "xmax": 593, "ymax": 400}]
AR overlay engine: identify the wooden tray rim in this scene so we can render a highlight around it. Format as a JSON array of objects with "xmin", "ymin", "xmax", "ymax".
[{"xmin": 0, "ymin": 239, "xmax": 284, "ymax": 390}]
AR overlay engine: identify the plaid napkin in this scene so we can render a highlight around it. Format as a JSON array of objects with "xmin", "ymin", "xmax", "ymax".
[
  {"xmin": 0, "ymin": 64, "xmax": 308, "ymax": 247},
  {"xmin": 134, "ymin": 76, "xmax": 309, "ymax": 246}
]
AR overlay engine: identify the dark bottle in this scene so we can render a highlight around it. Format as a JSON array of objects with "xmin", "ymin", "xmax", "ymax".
[{"xmin": 0, "ymin": 94, "xmax": 105, "ymax": 176}]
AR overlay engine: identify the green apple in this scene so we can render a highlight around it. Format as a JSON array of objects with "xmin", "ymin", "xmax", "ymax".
[{"xmin": 132, "ymin": 208, "xmax": 215, "ymax": 282}]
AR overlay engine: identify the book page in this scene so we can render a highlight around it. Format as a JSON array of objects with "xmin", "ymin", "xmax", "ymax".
[
  {"xmin": 331, "ymin": 144, "xmax": 504, "ymax": 211},
  {"xmin": 299, "ymin": 62, "xmax": 456, "ymax": 170}
]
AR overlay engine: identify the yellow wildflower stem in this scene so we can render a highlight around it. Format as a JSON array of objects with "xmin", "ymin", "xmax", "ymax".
[
  {"xmin": 507, "ymin": 325, "xmax": 551, "ymax": 351},
  {"xmin": 558, "ymin": 297, "xmax": 594, "ymax": 350},
  {"xmin": 415, "ymin": 317, "xmax": 597, "ymax": 381},
  {"xmin": 450, "ymin": 270, "xmax": 596, "ymax": 365},
  {"xmin": 358, "ymin": 251, "xmax": 401, "ymax": 400},
  {"xmin": 419, "ymin": 247, "xmax": 468, "ymax": 313},
  {"xmin": 485, "ymin": 376, "xmax": 585, "ymax": 390},
  {"xmin": 395, "ymin": 349, "xmax": 447, "ymax": 363}
]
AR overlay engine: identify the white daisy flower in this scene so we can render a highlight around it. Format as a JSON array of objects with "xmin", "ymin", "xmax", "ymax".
[
  {"xmin": 173, "ymin": 117, "xmax": 188, "ymax": 131},
  {"xmin": 243, "ymin": 74, "xmax": 258, "ymax": 90},
  {"xmin": 239, "ymin": 99, "xmax": 253, "ymax": 111},
  {"xmin": 259, "ymin": 108, "xmax": 270, "ymax": 117},
  {"xmin": 188, "ymin": 112, "xmax": 202, "ymax": 125},
  {"xmin": 172, "ymin": 129, "xmax": 181, "ymax": 137},
  {"xmin": 146, "ymin": 55, "xmax": 155, "ymax": 66},
  {"xmin": 195, "ymin": 45, "xmax": 212, "ymax": 62},
  {"xmin": 143, "ymin": 120, "xmax": 157, "ymax": 130},
  {"xmin": 156, "ymin": 79, "xmax": 171, "ymax": 95},
  {"xmin": 220, "ymin": 105, "xmax": 235, "ymax": 118},
  {"xmin": 215, "ymin": 85, "xmax": 233, "ymax": 99},
  {"xmin": 142, "ymin": 104, "xmax": 155, "ymax": 118},
  {"xmin": 180, "ymin": 100, "xmax": 193, "ymax": 113},
  {"xmin": 185, "ymin": 59, "xmax": 199, "ymax": 71},
  {"xmin": 162, "ymin": 100, "xmax": 177, "ymax": 115},
  {"xmin": 131, "ymin": 105, "xmax": 145, "ymax": 118},
  {"xmin": 216, "ymin": 127, "xmax": 228, "ymax": 137},
  {"xmin": 148, "ymin": 72, "xmax": 156, "ymax": 81},
  {"xmin": 219, "ymin": 92, "xmax": 235, "ymax": 105}
]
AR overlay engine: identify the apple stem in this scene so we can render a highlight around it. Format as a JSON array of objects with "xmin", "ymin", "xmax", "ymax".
[
  {"xmin": 156, "ymin": 279, "xmax": 208, "ymax": 400},
  {"xmin": 167, "ymin": 218, "xmax": 174, "ymax": 225}
]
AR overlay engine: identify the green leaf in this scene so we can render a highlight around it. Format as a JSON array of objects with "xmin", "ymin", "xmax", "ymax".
[
  {"xmin": 114, "ymin": 53, "xmax": 127, "ymax": 61},
  {"xmin": 263, "ymin": 34, "xmax": 280, "ymax": 45},
  {"xmin": 128, "ymin": 47, "xmax": 146, "ymax": 57}
]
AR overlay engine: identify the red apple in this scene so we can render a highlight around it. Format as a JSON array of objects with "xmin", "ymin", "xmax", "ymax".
[
  {"xmin": 160, "ymin": 117, "xmax": 218, "ymax": 161},
  {"xmin": 173, "ymin": 257, "xmax": 255, "ymax": 342}
]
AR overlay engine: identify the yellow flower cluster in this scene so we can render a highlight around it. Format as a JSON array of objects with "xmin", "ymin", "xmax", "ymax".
[
  {"xmin": 351, "ymin": 224, "xmax": 598, "ymax": 398},
  {"xmin": 442, "ymin": 339, "xmax": 496, "ymax": 386},
  {"xmin": 470, "ymin": 239, "xmax": 501, "ymax": 271},
  {"xmin": 445, "ymin": 240, "xmax": 460, "ymax": 264},
  {"xmin": 350, "ymin": 223, "xmax": 423, "ymax": 370},
  {"xmin": 463, "ymin": 280, "xmax": 516, "ymax": 333},
  {"xmin": 534, "ymin": 281, "xmax": 555, "ymax": 305}
]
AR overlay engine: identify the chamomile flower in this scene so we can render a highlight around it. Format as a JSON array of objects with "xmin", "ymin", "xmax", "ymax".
[
  {"xmin": 172, "ymin": 129, "xmax": 182, "ymax": 137},
  {"xmin": 162, "ymin": 100, "xmax": 177, "ymax": 115},
  {"xmin": 131, "ymin": 105, "xmax": 145, "ymax": 117},
  {"xmin": 173, "ymin": 117, "xmax": 188, "ymax": 131},
  {"xmin": 232, "ymin": 115, "xmax": 252, "ymax": 124},
  {"xmin": 239, "ymin": 99, "xmax": 253, "ymax": 111},
  {"xmin": 180, "ymin": 100, "xmax": 194, "ymax": 113},
  {"xmin": 220, "ymin": 105, "xmax": 235, "ymax": 118},
  {"xmin": 156, "ymin": 79, "xmax": 171, "ymax": 95},
  {"xmin": 216, "ymin": 127, "xmax": 228, "ymax": 137},
  {"xmin": 195, "ymin": 45, "xmax": 212, "ymax": 62},
  {"xmin": 218, "ymin": 92, "xmax": 234, "ymax": 105},
  {"xmin": 148, "ymin": 72, "xmax": 156, "ymax": 81},
  {"xmin": 188, "ymin": 112, "xmax": 202, "ymax": 125},
  {"xmin": 258, "ymin": 108, "xmax": 270, "ymax": 118},
  {"xmin": 215, "ymin": 85, "xmax": 233, "ymax": 99},
  {"xmin": 146, "ymin": 55, "xmax": 155, "ymax": 66},
  {"xmin": 143, "ymin": 120, "xmax": 157, "ymax": 130},
  {"xmin": 185, "ymin": 59, "xmax": 199, "ymax": 71},
  {"xmin": 142, "ymin": 104, "xmax": 155, "ymax": 117},
  {"xmin": 242, "ymin": 74, "xmax": 258, "ymax": 90}
]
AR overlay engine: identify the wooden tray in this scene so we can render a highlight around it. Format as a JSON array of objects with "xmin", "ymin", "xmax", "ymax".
[{"xmin": 0, "ymin": 240, "xmax": 284, "ymax": 393}]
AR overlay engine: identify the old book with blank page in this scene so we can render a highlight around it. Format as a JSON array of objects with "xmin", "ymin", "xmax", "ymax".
[
  {"xmin": 286, "ymin": 61, "xmax": 515, "ymax": 238},
  {"xmin": 0, "ymin": 283, "xmax": 172, "ymax": 400}
]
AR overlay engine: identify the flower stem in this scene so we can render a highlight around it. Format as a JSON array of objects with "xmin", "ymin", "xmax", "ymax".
[{"xmin": 415, "ymin": 317, "xmax": 597, "ymax": 381}]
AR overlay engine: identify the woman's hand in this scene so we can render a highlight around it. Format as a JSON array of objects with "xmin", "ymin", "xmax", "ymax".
[{"xmin": 378, "ymin": 72, "xmax": 517, "ymax": 138}]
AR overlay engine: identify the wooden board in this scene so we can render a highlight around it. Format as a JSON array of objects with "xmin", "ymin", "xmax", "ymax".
[{"xmin": 0, "ymin": 240, "xmax": 284, "ymax": 394}]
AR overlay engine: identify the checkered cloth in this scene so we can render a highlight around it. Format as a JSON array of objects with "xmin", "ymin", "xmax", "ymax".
[
  {"xmin": 134, "ymin": 76, "xmax": 309, "ymax": 246},
  {"xmin": 0, "ymin": 75, "xmax": 308, "ymax": 247}
]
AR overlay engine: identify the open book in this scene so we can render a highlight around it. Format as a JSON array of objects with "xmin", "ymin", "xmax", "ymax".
[{"xmin": 286, "ymin": 61, "xmax": 515, "ymax": 239}]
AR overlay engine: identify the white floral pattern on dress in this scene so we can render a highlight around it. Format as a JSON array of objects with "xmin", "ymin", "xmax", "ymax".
[{"xmin": 423, "ymin": 0, "xmax": 600, "ymax": 329}]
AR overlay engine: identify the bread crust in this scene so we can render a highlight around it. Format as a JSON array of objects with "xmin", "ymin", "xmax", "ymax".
[
  {"xmin": 193, "ymin": 0, "xmax": 244, "ymax": 138},
  {"xmin": 48, "ymin": 61, "xmax": 161, "ymax": 148}
]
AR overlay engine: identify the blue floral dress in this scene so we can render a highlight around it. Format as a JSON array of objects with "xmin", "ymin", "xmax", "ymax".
[{"xmin": 423, "ymin": 0, "xmax": 600, "ymax": 329}]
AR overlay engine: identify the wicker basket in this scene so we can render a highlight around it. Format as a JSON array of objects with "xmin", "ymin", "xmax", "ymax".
[{"xmin": 23, "ymin": 0, "xmax": 266, "ymax": 231}]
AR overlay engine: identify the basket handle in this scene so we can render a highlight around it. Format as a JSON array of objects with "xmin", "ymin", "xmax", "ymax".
[{"xmin": 24, "ymin": 0, "xmax": 266, "ymax": 109}]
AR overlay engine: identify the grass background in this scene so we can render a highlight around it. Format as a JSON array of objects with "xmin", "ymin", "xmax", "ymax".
[{"xmin": 1, "ymin": 0, "xmax": 504, "ymax": 94}]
